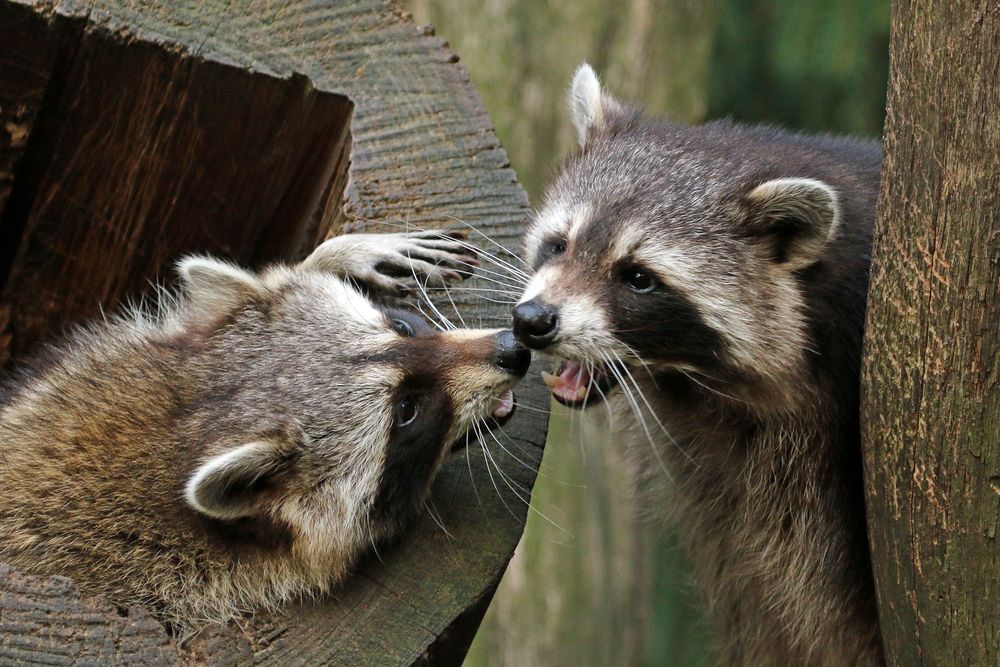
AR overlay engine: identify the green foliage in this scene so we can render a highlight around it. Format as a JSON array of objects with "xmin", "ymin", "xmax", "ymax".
[{"xmin": 708, "ymin": 0, "xmax": 890, "ymax": 136}]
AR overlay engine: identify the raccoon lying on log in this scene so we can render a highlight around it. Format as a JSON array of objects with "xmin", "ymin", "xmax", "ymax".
[
  {"xmin": 0, "ymin": 231, "xmax": 529, "ymax": 633},
  {"xmin": 511, "ymin": 64, "xmax": 883, "ymax": 666}
]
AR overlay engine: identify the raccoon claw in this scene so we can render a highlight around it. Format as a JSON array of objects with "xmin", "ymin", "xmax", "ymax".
[{"xmin": 301, "ymin": 230, "xmax": 478, "ymax": 293}]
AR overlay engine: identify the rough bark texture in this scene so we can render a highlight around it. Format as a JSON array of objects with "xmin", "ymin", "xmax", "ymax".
[
  {"xmin": 0, "ymin": 0, "xmax": 545, "ymax": 664},
  {"xmin": 862, "ymin": 1, "xmax": 999, "ymax": 665}
]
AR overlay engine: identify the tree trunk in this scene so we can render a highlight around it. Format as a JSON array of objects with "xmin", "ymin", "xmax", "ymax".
[{"xmin": 862, "ymin": 2, "xmax": 1000, "ymax": 665}]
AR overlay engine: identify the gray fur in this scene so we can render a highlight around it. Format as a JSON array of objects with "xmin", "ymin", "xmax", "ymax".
[
  {"xmin": 0, "ymin": 232, "xmax": 518, "ymax": 634},
  {"xmin": 517, "ymin": 65, "xmax": 883, "ymax": 666}
]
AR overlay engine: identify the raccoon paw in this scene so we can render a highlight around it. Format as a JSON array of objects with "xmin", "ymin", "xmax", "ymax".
[{"xmin": 302, "ymin": 230, "xmax": 479, "ymax": 293}]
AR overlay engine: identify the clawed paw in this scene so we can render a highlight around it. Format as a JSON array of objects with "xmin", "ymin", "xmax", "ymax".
[{"xmin": 302, "ymin": 229, "xmax": 479, "ymax": 293}]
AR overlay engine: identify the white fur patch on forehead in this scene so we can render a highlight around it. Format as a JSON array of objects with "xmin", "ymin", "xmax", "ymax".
[
  {"xmin": 525, "ymin": 201, "xmax": 592, "ymax": 265},
  {"xmin": 566, "ymin": 203, "xmax": 593, "ymax": 246},
  {"xmin": 630, "ymin": 242, "xmax": 707, "ymax": 298},
  {"xmin": 608, "ymin": 224, "xmax": 649, "ymax": 264}
]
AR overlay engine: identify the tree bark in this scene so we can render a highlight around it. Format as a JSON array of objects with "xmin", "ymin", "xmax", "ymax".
[{"xmin": 862, "ymin": 2, "xmax": 1000, "ymax": 665}]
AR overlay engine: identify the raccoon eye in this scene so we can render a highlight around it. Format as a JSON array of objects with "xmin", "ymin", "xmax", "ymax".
[
  {"xmin": 392, "ymin": 319, "xmax": 415, "ymax": 337},
  {"xmin": 543, "ymin": 239, "xmax": 567, "ymax": 257},
  {"xmin": 621, "ymin": 267, "xmax": 657, "ymax": 293},
  {"xmin": 396, "ymin": 396, "xmax": 419, "ymax": 427}
]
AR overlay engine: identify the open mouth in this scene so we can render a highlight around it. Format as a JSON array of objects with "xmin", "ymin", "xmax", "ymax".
[
  {"xmin": 541, "ymin": 360, "xmax": 619, "ymax": 409},
  {"xmin": 450, "ymin": 388, "xmax": 517, "ymax": 453}
]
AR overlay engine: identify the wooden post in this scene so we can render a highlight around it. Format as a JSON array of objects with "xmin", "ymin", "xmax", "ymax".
[
  {"xmin": 861, "ymin": 1, "xmax": 999, "ymax": 664},
  {"xmin": 0, "ymin": 1, "xmax": 546, "ymax": 664}
]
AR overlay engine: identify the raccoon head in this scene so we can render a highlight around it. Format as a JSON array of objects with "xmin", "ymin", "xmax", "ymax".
[
  {"xmin": 177, "ymin": 248, "xmax": 529, "ymax": 576},
  {"xmin": 513, "ymin": 64, "xmax": 840, "ymax": 412}
]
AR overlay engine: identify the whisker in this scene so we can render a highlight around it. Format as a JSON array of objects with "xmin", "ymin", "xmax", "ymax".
[
  {"xmin": 600, "ymin": 349, "xmax": 675, "ymax": 483},
  {"xmin": 479, "ymin": 423, "xmax": 570, "ymax": 534},
  {"xmin": 442, "ymin": 214, "xmax": 531, "ymax": 269},
  {"xmin": 363, "ymin": 217, "xmax": 531, "ymax": 283},
  {"xmin": 609, "ymin": 349, "xmax": 696, "ymax": 468},
  {"xmin": 472, "ymin": 422, "xmax": 521, "ymax": 524},
  {"xmin": 423, "ymin": 499, "xmax": 456, "ymax": 540},
  {"xmin": 464, "ymin": 429, "xmax": 484, "ymax": 509}
]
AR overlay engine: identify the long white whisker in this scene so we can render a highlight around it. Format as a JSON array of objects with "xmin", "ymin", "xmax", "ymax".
[
  {"xmin": 479, "ymin": 422, "xmax": 569, "ymax": 534},
  {"xmin": 464, "ymin": 429, "xmax": 484, "ymax": 509},
  {"xmin": 600, "ymin": 349, "xmax": 674, "ymax": 483},
  {"xmin": 465, "ymin": 272, "xmax": 528, "ymax": 292},
  {"xmin": 609, "ymin": 349, "xmax": 696, "ymax": 468},
  {"xmin": 472, "ymin": 422, "xmax": 521, "ymax": 523},
  {"xmin": 464, "ymin": 260, "xmax": 529, "ymax": 287},
  {"xmin": 676, "ymin": 367, "xmax": 747, "ymax": 405},
  {"xmin": 362, "ymin": 217, "xmax": 530, "ymax": 282},
  {"xmin": 442, "ymin": 214, "xmax": 530, "ymax": 269},
  {"xmin": 424, "ymin": 499, "xmax": 456, "ymax": 540}
]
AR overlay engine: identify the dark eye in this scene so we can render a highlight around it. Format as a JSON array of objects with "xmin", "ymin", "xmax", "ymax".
[
  {"xmin": 621, "ymin": 267, "xmax": 657, "ymax": 293},
  {"xmin": 396, "ymin": 396, "xmax": 419, "ymax": 426},
  {"xmin": 392, "ymin": 319, "xmax": 415, "ymax": 337},
  {"xmin": 544, "ymin": 239, "xmax": 567, "ymax": 257}
]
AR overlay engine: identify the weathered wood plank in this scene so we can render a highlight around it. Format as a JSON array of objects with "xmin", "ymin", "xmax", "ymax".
[
  {"xmin": 0, "ymin": 13, "xmax": 351, "ymax": 360},
  {"xmin": 0, "ymin": 0, "xmax": 543, "ymax": 664},
  {"xmin": 0, "ymin": 564, "xmax": 177, "ymax": 665}
]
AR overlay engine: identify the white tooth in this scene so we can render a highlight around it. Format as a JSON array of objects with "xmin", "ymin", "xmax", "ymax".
[
  {"xmin": 574, "ymin": 386, "xmax": 588, "ymax": 400},
  {"xmin": 541, "ymin": 371, "xmax": 559, "ymax": 388}
]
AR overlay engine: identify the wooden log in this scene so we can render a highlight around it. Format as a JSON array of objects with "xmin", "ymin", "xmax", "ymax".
[
  {"xmin": 861, "ymin": 1, "xmax": 999, "ymax": 664},
  {"xmin": 0, "ymin": 0, "xmax": 545, "ymax": 664}
]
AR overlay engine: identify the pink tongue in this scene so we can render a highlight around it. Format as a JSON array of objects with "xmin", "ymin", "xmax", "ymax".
[
  {"xmin": 544, "ymin": 361, "xmax": 592, "ymax": 402},
  {"xmin": 491, "ymin": 389, "xmax": 515, "ymax": 419}
]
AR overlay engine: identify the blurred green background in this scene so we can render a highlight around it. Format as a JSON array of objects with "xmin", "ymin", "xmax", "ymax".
[{"xmin": 403, "ymin": 1, "xmax": 891, "ymax": 665}]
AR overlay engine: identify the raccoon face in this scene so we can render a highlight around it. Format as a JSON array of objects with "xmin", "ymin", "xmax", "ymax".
[
  {"xmin": 513, "ymin": 64, "xmax": 840, "ymax": 410},
  {"xmin": 177, "ymin": 251, "xmax": 529, "ymax": 570}
]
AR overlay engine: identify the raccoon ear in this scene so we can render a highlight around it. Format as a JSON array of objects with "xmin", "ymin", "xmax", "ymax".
[
  {"xmin": 186, "ymin": 441, "xmax": 291, "ymax": 520},
  {"xmin": 177, "ymin": 256, "xmax": 266, "ymax": 320},
  {"xmin": 743, "ymin": 178, "xmax": 841, "ymax": 270},
  {"xmin": 568, "ymin": 63, "xmax": 623, "ymax": 146}
]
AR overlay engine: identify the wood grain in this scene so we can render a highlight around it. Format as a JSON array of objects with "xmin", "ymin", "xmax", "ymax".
[
  {"xmin": 861, "ymin": 1, "xmax": 1000, "ymax": 664},
  {"xmin": 0, "ymin": 564, "xmax": 176, "ymax": 665},
  {"xmin": 0, "ymin": 0, "xmax": 544, "ymax": 664}
]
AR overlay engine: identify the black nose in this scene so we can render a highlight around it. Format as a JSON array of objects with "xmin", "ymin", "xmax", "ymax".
[
  {"xmin": 512, "ymin": 300, "xmax": 559, "ymax": 349},
  {"xmin": 495, "ymin": 330, "xmax": 531, "ymax": 377}
]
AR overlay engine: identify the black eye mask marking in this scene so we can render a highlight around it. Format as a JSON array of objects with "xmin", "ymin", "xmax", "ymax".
[
  {"xmin": 395, "ymin": 395, "xmax": 419, "ymax": 426},
  {"xmin": 610, "ymin": 279, "xmax": 727, "ymax": 371},
  {"xmin": 618, "ymin": 264, "xmax": 659, "ymax": 293},
  {"xmin": 379, "ymin": 307, "xmax": 433, "ymax": 337},
  {"xmin": 371, "ymin": 382, "xmax": 453, "ymax": 527}
]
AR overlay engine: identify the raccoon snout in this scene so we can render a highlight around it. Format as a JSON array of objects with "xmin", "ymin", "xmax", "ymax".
[
  {"xmin": 512, "ymin": 300, "xmax": 559, "ymax": 350},
  {"xmin": 494, "ymin": 330, "xmax": 531, "ymax": 376}
]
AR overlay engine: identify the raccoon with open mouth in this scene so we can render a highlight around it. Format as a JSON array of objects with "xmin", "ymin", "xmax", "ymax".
[
  {"xmin": 0, "ymin": 230, "xmax": 529, "ymax": 633},
  {"xmin": 512, "ymin": 65, "xmax": 883, "ymax": 666}
]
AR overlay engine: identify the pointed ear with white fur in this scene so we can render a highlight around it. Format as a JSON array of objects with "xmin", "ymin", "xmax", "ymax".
[
  {"xmin": 568, "ymin": 63, "xmax": 623, "ymax": 146},
  {"xmin": 185, "ymin": 441, "xmax": 292, "ymax": 520},
  {"xmin": 742, "ymin": 178, "xmax": 841, "ymax": 270},
  {"xmin": 177, "ymin": 256, "xmax": 266, "ymax": 321}
]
